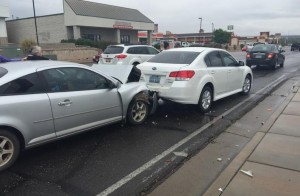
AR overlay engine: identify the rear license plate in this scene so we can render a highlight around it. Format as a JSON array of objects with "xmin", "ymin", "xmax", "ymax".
[
  {"xmin": 149, "ymin": 75, "xmax": 161, "ymax": 83},
  {"xmin": 105, "ymin": 58, "xmax": 111, "ymax": 63},
  {"xmin": 255, "ymin": 54, "xmax": 263, "ymax": 58}
]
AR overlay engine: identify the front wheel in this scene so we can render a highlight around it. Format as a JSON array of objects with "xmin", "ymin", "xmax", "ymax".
[
  {"xmin": 127, "ymin": 100, "xmax": 149, "ymax": 125},
  {"xmin": 240, "ymin": 75, "xmax": 252, "ymax": 95},
  {"xmin": 0, "ymin": 129, "xmax": 20, "ymax": 172},
  {"xmin": 198, "ymin": 86, "xmax": 213, "ymax": 113}
]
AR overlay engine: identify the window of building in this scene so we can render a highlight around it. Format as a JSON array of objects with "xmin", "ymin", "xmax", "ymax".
[
  {"xmin": 81, "ymin": 34, "xmax": 101, "ymax": 41},
  {"xmin": 121, "ymin": 35, "xmax": 130, "ymax": 44}
]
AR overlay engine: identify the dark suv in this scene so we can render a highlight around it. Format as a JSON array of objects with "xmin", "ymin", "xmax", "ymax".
[{"xmin": 291, "ymin": 43, "xmax": 300, "ymax": 51}]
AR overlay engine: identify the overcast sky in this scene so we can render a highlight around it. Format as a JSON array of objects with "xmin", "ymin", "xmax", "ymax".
[{"xmin": 1, "ymin": 0, "xmax": 300, "ymax": 36}]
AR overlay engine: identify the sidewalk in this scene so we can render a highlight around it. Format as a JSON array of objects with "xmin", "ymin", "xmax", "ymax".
[{"xmin": 148, "ymin": 76, "xmax": 300, "ymax": 196}]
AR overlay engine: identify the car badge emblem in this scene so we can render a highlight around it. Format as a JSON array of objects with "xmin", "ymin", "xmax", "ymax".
[{"xmin": 152, "ymin": 67, "xmax": 157, "ymax": 70}]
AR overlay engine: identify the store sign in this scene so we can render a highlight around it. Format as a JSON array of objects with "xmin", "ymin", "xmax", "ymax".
[
  {"xmin": 227, "ymin": 25, "xmax": 234, "ymax": 30},
  {"xmin": 113, "ymin": 21, "xmax": 133, "ymax": 29}
]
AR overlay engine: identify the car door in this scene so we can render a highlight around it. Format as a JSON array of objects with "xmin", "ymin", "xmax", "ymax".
[
  {"xmin": 39, "ymin": 67, "xmax": 122, "ymax": 136},
  {"xmin": 220, "ymin": 51, "xmax": 244, "ymax": 92},
  {"xmin": 205, "ymin": 51, "xmax": 229, "ymax": 96},
  {"xmin": 0, "ymin": 72, "xmax": 55, "ymax": 146}
]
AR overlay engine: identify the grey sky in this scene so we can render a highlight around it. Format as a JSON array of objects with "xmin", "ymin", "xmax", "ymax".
[{"xmin": 1, "ymin": 0, "xmax": 299, "ymax": 36}]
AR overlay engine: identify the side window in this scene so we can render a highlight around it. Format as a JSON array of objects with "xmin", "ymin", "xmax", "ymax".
[
  {"xmin": 220, "ymin": 52, "xmax": 238, "ymax": 67},
  {"xmin": 42, "ymin": 67, "xmax": 110, "ymax": 92},
  {"xmin": 127, "ymin": 47, "xmax": 135, "ymax": 54},
  {"xmin": 147, "ymin": 47, "xmax": 159, "ymax": 55},
  {"xmin": 207, "ymin": 51, "xmax": 223, "ymax": 67},
  {"xmin": 204, "ymin": 55, "xmax": 212, "ymax": 67},
  {"xmin": 0, "ymin": 73, "xmax": 44, "ymax": 96},
  {"xmin": 133, "ymin": 47, "xmax": 148, "ymax": 54}
]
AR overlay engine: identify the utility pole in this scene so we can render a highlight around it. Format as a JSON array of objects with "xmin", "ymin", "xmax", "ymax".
[
  {"xmin": 32, "ymin": 0, "xmax": 39, "ymax": 45},
  {"xmin": 199, "ymin": 17, "xmax": 202, "ymax": 44}
]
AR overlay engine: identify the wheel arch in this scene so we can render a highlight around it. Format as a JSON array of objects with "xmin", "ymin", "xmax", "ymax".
[{"xmin": 0, "ymin": 126, "xmax": 25, "ymax": 150}]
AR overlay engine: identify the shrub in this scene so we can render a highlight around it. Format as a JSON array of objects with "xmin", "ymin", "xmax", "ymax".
[
  {"xmin": 61, "ymin": 39, "xmax": 114, "ymax": 50},
  {"xmin": 240, "ymin": 44, "xmax": 245, "ymax": 49},
  {"xmin": 20, "ymin": 39, "xmax": 37, "ymax": 55},
  {"xmin": 233, "ymin": 45, "xmax": 237, "ymax": 50}
]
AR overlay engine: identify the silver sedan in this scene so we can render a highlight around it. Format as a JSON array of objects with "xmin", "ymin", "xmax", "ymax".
[{"xmin": 0, "ymin": 61, "xmax": 156, "ymax": 171}]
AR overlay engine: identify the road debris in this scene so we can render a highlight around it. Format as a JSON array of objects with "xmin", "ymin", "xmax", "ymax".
[
  {"xmin": 240, "ymin": 169, "xmax": 253, "ymax": 177},
  {"xmin": 165, "ymin": 115, "xmax": 168, "ymax": 118},
  {"xmin": 217, "ymin": 158, "xmax": 222, "ymax": 162},
  {"xmin": 218, "ymin": 188, "xmax": 223, "ymax": 192},
  {"xmin": 261, "ymin": 122, "xmax": 265, "ymax": 125},
  {"xmin": 267, "ymin": 108, "xmax": 272, "ymax": 111},
  {"xmin": 235, "ymin": 144, "xmax": 239, "ymax": 147},
  {"xmin": 173, "ymin": 151, "xmax": 188, "ymax": 157},
  {"xmin": 152, "ymin": 121, "xmax": 158, "ymax": 125}
]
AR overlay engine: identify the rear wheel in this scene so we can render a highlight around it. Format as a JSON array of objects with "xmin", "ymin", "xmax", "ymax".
[
  {"xmin": 240, "ymin": 75, "xmax": 251, "ymax": 95},
  {"xmin": 127, "ymin": 100, "xmax": 148, "ymax": 125},
  {"xmin": 198, "ymin": 86, "xmax": 213, "ymax": 113},
  {"xmin": 0, "ymin": 129, "xmax": 20, "ymax": 172}
]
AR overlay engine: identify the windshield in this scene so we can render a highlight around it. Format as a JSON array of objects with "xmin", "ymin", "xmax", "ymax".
[
  {"xmin": 103, "ymin": 46, "xmax": 124, "ymax": 54},
  {"xmin": 148, "ymin": 51, "xmax": 200, "ymax": 64}
]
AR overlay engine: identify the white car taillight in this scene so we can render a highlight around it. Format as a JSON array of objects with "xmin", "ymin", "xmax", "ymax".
[{"xmin": 169, "ymin": 70, "xmax": 195, "ymax": 81}]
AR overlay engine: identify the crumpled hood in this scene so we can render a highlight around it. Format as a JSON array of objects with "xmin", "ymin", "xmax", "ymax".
[{"xmin": 92, "ymin": 64, "xmax": 133, "ymax": 84}]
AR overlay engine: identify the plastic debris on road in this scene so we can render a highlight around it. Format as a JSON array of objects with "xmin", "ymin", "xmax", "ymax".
[
  {"xmin": 218, "ymin": 188, "xmax": 223, "ymax": 192},
  {"xmin": 152, "ymin": 121, "xmax": 158, "ymax": 125},
  {"xmin": 240, "ymin": 169, "xmax": 253, "ymax": 177},
  {"xmin": 217, "ymin": 158, "xmax": 222, "ymax": 162},
  {"xmin": 173, "ymin": 151, "xmax": 188, "ymax": 157},
  {"xmin": 261, "ymin": 122, "xmax": 265, "ymax": 125}
]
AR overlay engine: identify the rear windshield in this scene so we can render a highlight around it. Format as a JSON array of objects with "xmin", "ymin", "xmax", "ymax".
[
  {"xmin": 251, "ymin": 45, "xmax": 273, "ymax": 52},
  {"xmin": 103, "ymin": 46, "xmax": 124, "ymax": 54},
  {"xmin": 148, "ymin": 51, "xmax": 200, "ymax": 64},
  {"xmin": 0, "ymin": 67, "xmax": 8, "ymax": 78}
]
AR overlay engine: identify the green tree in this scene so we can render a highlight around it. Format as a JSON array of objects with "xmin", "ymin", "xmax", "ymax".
[{"xmin": 213, "ymin": 29, "xmax": 231, "ymax": 45}]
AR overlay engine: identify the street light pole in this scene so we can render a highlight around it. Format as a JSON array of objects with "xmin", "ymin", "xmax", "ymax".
[
  {"xmin": 199, "ymin": 17, "xmax": 202, "ymax": 44},
  {"xmin": 32, "ymin": 0, "xmax": 39, "ymax": 45},
  {"xmin": 212, "ymin": 22, "xmax": 214, "ymax": 32}
]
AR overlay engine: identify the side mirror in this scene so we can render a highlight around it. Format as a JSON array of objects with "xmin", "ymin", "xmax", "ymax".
[{"xmin": 238, "ymin": 61, "xmax": 245, "ymax": 66}]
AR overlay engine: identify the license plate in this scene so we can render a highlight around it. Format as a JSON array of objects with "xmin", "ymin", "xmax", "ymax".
[
  {"xmin": 255, "ymin": 54, "xmax": 263, "ymax": 58},
  {"xmin": 149, "ymin": 75, "xmax": 161, "ymax": 83},
  {"xmin": 105, "ymin": 58, "xmax": 111, "ymax": 63}
]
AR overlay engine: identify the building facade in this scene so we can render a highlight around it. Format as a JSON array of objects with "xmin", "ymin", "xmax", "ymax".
[
  {"xmin": 6, "ymin": 0, "xmax": 154, "ymax": 44},
  {"xmin": 0, "ymin": 5, "xmax": 9, "ymax": 45}
]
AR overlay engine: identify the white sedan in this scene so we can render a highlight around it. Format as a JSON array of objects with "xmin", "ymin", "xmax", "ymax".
[{"xmin": 137, "ymin": 47, "xmax": 253, "ymax": 113}]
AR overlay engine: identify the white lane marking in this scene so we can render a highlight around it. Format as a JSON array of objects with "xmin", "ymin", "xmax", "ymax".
[{"xmin": 97, "ymin": 74, "xmax": 287, "ymax": 196}]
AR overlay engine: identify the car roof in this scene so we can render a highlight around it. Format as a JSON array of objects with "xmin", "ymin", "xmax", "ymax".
[
  {"xmin": 0, "ymin": 60, "xmax": 85, "ymax": 84},
  {"xmin": 164, "ymin": 47, "xmax": 225, "ymax": 53}
]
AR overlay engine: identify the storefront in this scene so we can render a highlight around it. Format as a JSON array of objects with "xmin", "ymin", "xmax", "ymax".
[{"xmin": 6, "ymin": 0, "xmax": 155, "ymax": 44}]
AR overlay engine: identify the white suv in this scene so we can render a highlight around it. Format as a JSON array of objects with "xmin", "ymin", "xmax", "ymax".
[{"xmin": 98, "ymin": 44, "xmax": 160, "ymax": 66}]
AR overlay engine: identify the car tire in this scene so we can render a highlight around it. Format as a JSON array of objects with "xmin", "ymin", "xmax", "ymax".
[
  {"xmin": 198, "ymin": 86, "xmax": 213, "ymax": 113},
  {"xmin": 127, "ymin": 100, "xmax": 149, "ymax": 125},
  {"xmin": 0, "ymin": 129, "xmax": 20, "ymax": 172},
  {"xmin": 280, "ymin": 60, "xmax": 284, "ymax": 67},
  {"xmin": 240, "ymin": 75, "xmax": 252, "ymax": 95}
]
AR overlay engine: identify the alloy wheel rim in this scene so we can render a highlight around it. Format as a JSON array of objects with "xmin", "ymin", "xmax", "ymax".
[
  {"xmin": 243, "ymin": 78, "xmax": 251, "ymax": 93},
  {"xmin": 131, "ymin": 102, "xmax": 147, "ymax": 122},
  {"xmin": 0, "ymin": 136, "xmax": 14, "ymax": 167},
  {"xmin": 202, "ymin": 90, "xmax": 211, "ymax": 110}
]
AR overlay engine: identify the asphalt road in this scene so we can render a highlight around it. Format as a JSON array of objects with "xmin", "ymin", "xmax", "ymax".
[{"xmin": 1, "ymin": 48, "xmax": 300, "ymax": 196}]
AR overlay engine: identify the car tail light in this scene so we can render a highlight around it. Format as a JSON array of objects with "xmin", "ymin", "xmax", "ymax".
[
  {"xmin": 115, "ymin": 54, "xmax": 127, "ymax": 59},
  {"xmin": 169, "ymin": 70, "xmax": 195, "ymax": 81},
  {"xmin": 246, "ymin": 53, "xmax": 251, "ymax": 58},
  {"xmin": 267, "ymin": 53, "xmax": 274, "ymax": 58}
]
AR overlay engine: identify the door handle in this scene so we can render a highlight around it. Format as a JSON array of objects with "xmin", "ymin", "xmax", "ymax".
[{"xmin": 58, "ymin": 99, "xmax": 73, "ymax": 106}]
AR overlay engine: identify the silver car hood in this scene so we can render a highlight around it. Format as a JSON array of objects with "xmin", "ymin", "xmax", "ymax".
[{"xmin": 92, "ymin": 64, "xmax": 133, "ymax": 84}]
